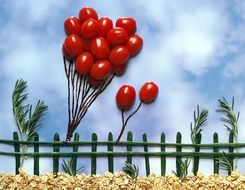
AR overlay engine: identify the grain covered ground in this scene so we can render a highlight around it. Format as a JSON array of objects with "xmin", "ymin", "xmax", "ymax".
[{"xmin": 1, "ymin": 169, "xmax": 245, "ymax": 189}]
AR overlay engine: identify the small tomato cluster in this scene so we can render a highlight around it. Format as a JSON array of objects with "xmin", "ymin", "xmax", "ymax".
[
  {"xmin": 115, "ymin": 81, "xmax": 159, "ymax": 142},
  {"xmin": 62, "ymin": 6, "xmax": 143, "ymax": 87}
]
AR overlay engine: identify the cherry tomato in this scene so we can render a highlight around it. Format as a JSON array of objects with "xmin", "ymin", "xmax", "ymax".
[
  {"xmin": 64, "ymin": 34, "xmax": 83, "ymax": 58},
  {"xmin": 64, "ymin": 16, "xmax": 81, "ymax": 36},
  {"xmin": 116, "ymin": 17, "xmax": 136, "ymax": 35},
  {"xmin": 109, "ymin": 46, "xmax": 129, "ymax": 66},
  {"xmin": 107, "ymin": 27, "xmax": 128, "ymax": 47},
  {"xmin": 75, "ymin": 52, "xmax": 94, "ymax": 74},
  {"xmin": 139, "ymin": 81, "xmax": 159, "ymax": 103},
  {"xmin": 79, "ymin": 6, "xmax": 98, "ymax": 23},
  {"xmin": 91, "ymin": 37, "xmax": 110, "ymax": 59},
  {"xmin": 90, "ymin": 59, "xmax": 112, "ymax": 80},
  {"xmin": 62, "ymin": 44, "xmax": 75, "ymax": 60},
  {"xmin": 98, "ymin": 17, "xmax": 113, "ymax": 37},
  {"xmin": 113, "ymin": 62, "xmax": 128, "ymax": 76},
  {"xmin": 125, "ymin": 34, "xmax": 143, "ymax": 56},
  {"xmin": 80, "ymin": 18, "xmax": 99, "ymax": 39},
  {"xmin": 88, "ymin": 75, "xmax": 106, "ymax": 88},
  {"xmin": 116, "ymin": 85, "xmax": 136, "ymax": 110}
]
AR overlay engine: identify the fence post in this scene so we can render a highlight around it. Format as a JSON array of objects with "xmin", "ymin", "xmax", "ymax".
[
  {"xmin": 53, "ymin": 133, "xmax": 60, "ymax": 175},
  {"xmin": 127, "ymin": 131, "xmax": 133, "ymax": 164},
  {"xmin": 160, "ymin": 133, "xmax": 166, "ymax": 176},
  {"xmin": 91, "ymin": 133, "xmax": 97, "ymax": 175},
  {"xmin": 13, "ymin": 132, "xmax": 20, "ymax": 175},
  {"xmin": 193, "ymin": 133, "xmax": 202, "ymax": 175},
  {"xmin": 72, "ymin": 133, "xmax": 79, "ymax": 175},
  {"xmin": 176, "ymin": 132, "xmax": 182, "ymax": 177},
  {"xmin": 107, "ymin": 132, "xmax": 114, "ymax": 173},
  {"xmin": 213, "ymin": 132, "xmax": 219, "ymax": 174},
  {"xmin": 228, "ymin": 132, "xmax": 234, "ymax": 175},
  {"xmin": 143, "ymin": 133, "xmax": 150, "ymax": 176},
  {"xmin": 33, "ymin": 133, "xmax": 39, "ymax": 175}
]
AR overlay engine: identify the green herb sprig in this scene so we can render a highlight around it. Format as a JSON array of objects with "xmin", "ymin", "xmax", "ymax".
[
  {"xmin": 173, "ymin": 158, "xmax": 190, "ymax": 181},
  {"xmin": 190, "ymin": 105, "xmax": 208, "ymax": 144},
  {"xmin": 216, "ymin": 97, "xmax": 239, "ymax": 170},
  {"xmin": 122, "ymin": 161, "xmax": 139, "ymax": 180},
  {"xmin": 12, "ymin": 79, "xmax": 48, "ymax": 167},
  {"xmin": 62, "ymin": 158, "xmax": 84, "ymax": 176},
  {"xmin": 216, "ymin": 152, "xmax": 233, "ymax": 174}
]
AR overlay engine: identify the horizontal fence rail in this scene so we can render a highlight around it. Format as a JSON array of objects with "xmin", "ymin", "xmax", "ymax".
[{"xmin": 0, "ymin": 131, "xmax": 242, "ymax": 176}]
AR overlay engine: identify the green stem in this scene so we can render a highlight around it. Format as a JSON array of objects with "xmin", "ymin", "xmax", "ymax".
[
  {"xmin": 20, "ymin": 144, "xmax": 28, "ymax": 167},
  {"xmin": 235, "ymin": 136, "xmax": 238, "ymax": 170}
]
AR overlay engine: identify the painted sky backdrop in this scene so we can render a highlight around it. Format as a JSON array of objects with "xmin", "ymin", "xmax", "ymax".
[{"xmin": 1, "ymin": 0, "xmax": 245, "ymax": 175}]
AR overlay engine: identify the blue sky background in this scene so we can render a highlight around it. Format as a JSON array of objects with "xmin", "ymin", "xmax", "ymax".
[{"xmin": 1, "ymin": 0, "xmax": 245, "ymax": 175}]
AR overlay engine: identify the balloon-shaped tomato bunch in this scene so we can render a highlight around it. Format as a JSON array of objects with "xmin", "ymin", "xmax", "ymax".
[
  {"xmin": 62, "ymin": 6, "xmax": 144, "ymax": 142},
  {"xmin": 115, "ymin": 81, "xmax": 159, "ymax": 142},
  {"xmin": 62, "ymin": 6, "xmax": 143, "ymax": 87}
]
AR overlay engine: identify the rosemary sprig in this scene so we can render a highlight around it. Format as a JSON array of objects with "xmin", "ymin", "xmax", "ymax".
[
  {"xmin": 12, "ymin": 79, "xmax": 48, "ymax": 167},
  {"xmin": 216, "ymin": 97, "xmax": 239, "ymax": 170},
  {"xmin": 173, "ymin": 158, "xmax": 190, "ymax": 181},
  {"xmin": 190, "ymin": 105, "xmax": 208, "ymax": 144},
  {"xmin": 62, "ymin": 158, "xmax": 84, "ymax": 176},
  {"xmin": 216, "ymin": 152, "xmax": 233, "ymax": 174},
  {"xmin": 122, "ymin": 161, "xmax": 139, "ymax": 180},
  {"xmin": 216, "ymin": 97, "xmax": 239, "ymax": 137}
]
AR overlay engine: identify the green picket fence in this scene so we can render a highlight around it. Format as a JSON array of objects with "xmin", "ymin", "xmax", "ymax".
[{"xmin": 0, "ymin": 131, "xmax": 244, "ymax": 176}]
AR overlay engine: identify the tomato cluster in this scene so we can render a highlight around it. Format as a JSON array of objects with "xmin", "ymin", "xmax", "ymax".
[
  {"xmin": 116, "ymin": 81, "xmax": 159, "ymax": 110},
  {"xmin": 62, "ymin": 6, "xmax": 143, "ymax": 86}
]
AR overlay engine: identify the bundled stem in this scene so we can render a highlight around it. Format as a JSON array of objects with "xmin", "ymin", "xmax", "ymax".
[
  {"xmin": 116, "ymin": 102, "xmax": 142, "ymax": 143},
  {"xmin": 64, "ymin": 58, "xmax": 115, "ymax": 142}
]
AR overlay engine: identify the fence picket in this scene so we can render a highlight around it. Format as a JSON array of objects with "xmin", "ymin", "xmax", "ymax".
[
  {"xmin": 107, "ymin": 132, "xmax": 114, "ymax": 173},
  {"xmin": 160, "ymin": 133, "xmax": 166, "ymax": 176},
  {"xmin": 33, "ymin": 133, "xmax": 39, "ymax": 175},
  {"xmin": 72, "ymin": 133, "xmax": 79, "ymax": 175},
  {"xmin": 193, "ymin": 133, "xmax": 202, "ymax": 175},
  {"xmin": 13, "ymin": 132, "xmax": 20, "ymax": 175},
  {"xmin": 53, "ymin": 133, "xmax": 60, "ymax": 175},
  {"xmin": 143, "ymin": 133, "xmax": 150, "ymax": 176},
  {"xmin": 228, "ymin": 132, "xmax": 234, "ymax": 175},
  {"xmin": 127, "ymin": 131, "xmax": 133, "ymax": 164},
  {"xmin": 176, "ymin": 132, "xmax": 182, "ymax": 177},
  {"xmin": 91, "ymin": 133, "xmax": 97, "ymax": 175},
  {"xmin": 213, "ymin": 133, "xmax": 219, "ymax": 174}
]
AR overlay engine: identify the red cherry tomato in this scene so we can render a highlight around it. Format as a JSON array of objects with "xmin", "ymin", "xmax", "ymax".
[
  {"xmin": 139, "ymin": 81, "xmax": 159, "ymax": 103},
  {"xmin": 116, "ymin": 17, "xmax": 137, "ymax": 35},
  {"xmin": 109, "ymin": 46, "xmax": 129, "ymax": 66},
  {"xmin": 64, "ymin": 16, "xmax": 81, "ymax": 36},
  {"xmin": 125, "ymin": 34, "xmax": 143, "ymax": 56},
  {"xmin": 75, "ymin": 52, "xmax": 94, "ymax": 74},
  {"xmin": 88, "ymin": 75, "xmax": 106, "ymax": 88},
  {"xmin": 80, "ymin": 18, "xmax": 99, "ymax": 39},
  {"xmin": 79, "ymin": 6, "xmax": 98, "ymax": 23},
  {"xmin": 107, "ymin": 27, "xmax": 128, "ymax": 47},
  {"xmin": 91, "ymin": 37, "xmax": 110, "ymax": 59},
  {"xmin": 116, "ymin": 85, "xmax": 136, "ymax": 110},
  {"xmin": 113, "ymin": 62, "xmax": 128, "ymax": 76},
  {"xmin": 62, "ymin": 44, "xmax": 75, "ymax": 60},
  {"xmin": 64, "ymin": 34, "xmax": 83, "ymax": 57},
  {"xmin": 90, "ymin": 59, "xmax": 112, "ymax": 80},
  {"xmin": 98, "ymin": 17, "xmax": 113, "ymax": 37}
]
